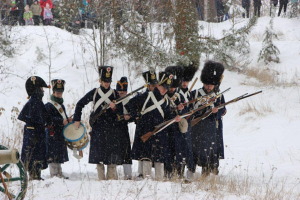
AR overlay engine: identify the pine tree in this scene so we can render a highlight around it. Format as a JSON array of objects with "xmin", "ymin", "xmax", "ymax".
[
  {"xmin": 57, "ymin": 0, "xmax": 84, "ymax": 32},
  {"xmin": 258, "ymin": 19, "xmax": 280, "ymax": 64},
  {"xmin": 173, "ymin": 0, "xmax": 200, "ymax": 67}
]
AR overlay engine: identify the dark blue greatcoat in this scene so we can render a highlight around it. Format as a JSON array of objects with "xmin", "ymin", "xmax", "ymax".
[
  {"xmin": 215, "ymin": 0, "xmax": 225, "ymax": 16},
  {"xmin": 177, "ymin": 88, "xmax": 195, "ymax": 172},
  {"xmin": 116, "ymin": 98, "xmax": 132, "ymax": 165},
  {"xmin": 165, "ymin": 92, "xmax": 191, "ymax": 172},
  {"xmin": 18, "ymin": 95, "xmax": 49, "ymax": 172},
  {"xmin": 190, "ymin": 88, "xmax": 220, "ymax": 168},
  {"xmin": 73, "ymin": 86, "xmax": 123, "ymax": 165},
  {"xmin": 242, "ymin": 0, "xmax": 251, "ymax": 7},
  {"xmin": 129, "ymin": 87, "xmax": 171, "ymax": 163},
  {"xmin": 45, "ymin": 102, "xmax": 69, "ymax": 163},
  {"xmin": 216, "ymin": 94, "xmax": 226, "ymax": 160}
]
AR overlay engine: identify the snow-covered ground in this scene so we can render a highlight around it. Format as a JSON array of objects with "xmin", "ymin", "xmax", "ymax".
[{"xmin": 1, "ymin": 16, "xmax": 300, "ymax": 199}]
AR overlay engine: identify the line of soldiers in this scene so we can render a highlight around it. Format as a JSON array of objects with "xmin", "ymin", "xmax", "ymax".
[{"xmin": 17, "ymin": 60, "xmax": 226, "ymax": 182}]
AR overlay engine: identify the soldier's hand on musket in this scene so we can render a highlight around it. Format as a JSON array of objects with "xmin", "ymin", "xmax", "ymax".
[
  {"xmin": 74, "ymin": 121, "xmax": 81, "ymax": 129},
  {"xmin": 68, "ymin": 117, "xmax": 73, "ymax": 122},
  {"xmin": 63, "ymin": 119, "xmax": 69, "ymax": 126},
  {"xmin": 212, "ymin": 107, "xmax": 218, "ymax": 113},
  {"xmin": 109, "ymin": 102, "xmax": 116, "ymax": 109},
  {"xmin": 175, "ymin": 115, "xmax": 181, "ymax": 122},
  {"xmin": 124, "ymin": 115, "xmax": 131, "ymax": 121},
  {"xmin": 177, "ymin": 103, "xmax": 184, "ymax": 111}
]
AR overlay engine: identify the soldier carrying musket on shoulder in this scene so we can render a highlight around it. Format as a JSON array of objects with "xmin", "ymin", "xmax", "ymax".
[
  {"xmin": 190, "ymin": 60, "xmax": 225, "ymax": 177},
  {"xmin": 45, "ymin": 79, "xmax": 71, "ymax": 179},
  {"xmin": 127, "ymin": 71, "xmax": 181, "ymax": 180},
  {"xmin": 73, "ymin": 66, "xmax": 123, "ymax": 180}
]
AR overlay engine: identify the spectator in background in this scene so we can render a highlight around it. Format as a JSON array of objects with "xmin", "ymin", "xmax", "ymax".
[
  {"xmin": 224, "ymin": 0, "xmax": 230, "ymax": 20},
  {"xmin": 195, "ymin": 0, "xmax": 204, "ymax": 20},
  {"xmin": 242, "ymin": 0, "xmax": 250, "ymax": 18},
  {"xmin": 52, "ymin": 2, "xmax": 61, "ymax": 27},
  {"xmin": 16, "ymin": 0, "xmax": 25, "ymax": 25},
  {"xmin": 278, "ymin": 0, "xmax": 289, "ymax": 16},
  {"xmin": 253, "ymin": 0, "xmax": 261, "ymax": 17},
  {"xmin": 27, "ymin": 0, "xmax": 34, "ymax": 7},
  {"xmin": 40, "ymin": 0, "xmax": 52, "ymax": 25},
  {"xmin": 43, "ymin": 3, "xmax": 52, "ymax": 25},
  {"xmin": 270, "ymin": 0, "xmax": 278, "ymax": 16},
  {"xmin": 291, "ymin": 0, "xmax": 299, "ymax": 17},
  {"xmin": 23, "ymin": 5, "xmax": 33, "ymax": 25},
  {"xmin": 30, "ymin": 0, "xmax": 41, "ymax": 25},
  {"xmin": 216, "ymin": 0, "xmax": 225, "ymax": 22}
]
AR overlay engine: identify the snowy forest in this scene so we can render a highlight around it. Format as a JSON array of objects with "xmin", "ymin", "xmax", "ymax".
[{"xmin": 0, "ymin": 0, "xmax": 300, "ymax": 199}]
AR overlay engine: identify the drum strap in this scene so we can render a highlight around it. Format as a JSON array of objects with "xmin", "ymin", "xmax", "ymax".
[
  {"xmin": 50, "ymin": 100, "xmax": 67, "ymax": 120},
  {"xmin": 93, "ymin": 88, "xmax": 113, "ymax": 112},
  {"xmin": 141, "ymin": 92, "xmax": 166, "ymax": 118}
]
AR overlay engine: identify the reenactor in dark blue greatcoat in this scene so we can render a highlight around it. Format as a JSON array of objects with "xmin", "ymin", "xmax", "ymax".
[
  {"xmin": 45, "ymin": 79, "xmax": 71, "ymax": 179},
  {"xmin": 73, "ymin": 66, "xmax": 123, "ymax": 180},
  {"xmin": 177, "ymin": 64, "xmax": 198, "ymax": 181},
  {"xmin": 125, "ymin": 70, "xmax": 158, "ymax": 178},
  {"xmin": 164, "ymin": 66, "xmax": 191, "ymax": 180},
  {"xmin": 128, "ymin": 71, "xmax": 181, "ymax": 180},
  {"xmin": 191, "ymin": 60, "xmax": 225, "ymax": 177},
  {"xmin": 18, "ymin": 76, "xmax": 51, "ymax": 180},
  {"xmin": 215, "ymin": 94, "xmax": 226, "ymax": 175},
  {"xmin": 115, "ymin": 77, "xmax": 133, "ymax": 180}
]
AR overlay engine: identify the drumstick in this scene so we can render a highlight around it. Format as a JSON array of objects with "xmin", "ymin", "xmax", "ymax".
[{"xmin": 79, "ymin": 150, "xmax": 83, "ymax": 157}]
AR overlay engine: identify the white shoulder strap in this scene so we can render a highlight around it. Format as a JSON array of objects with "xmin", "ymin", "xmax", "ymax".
[
  {"xmin": 122, "ymin": 97, "xmax": 130, "ymax": 114},
  {"xmin": 141, "ymin": 92, "xmax": 165, "ymax": 118},
  {"xmin": 141, "ymin": 92, "xmax": 152, "ymax": 113},
  {"xmin": 179, "ymin": 89, "xmax": 189, "ymax": 103},
  {"xmin": 50, "ymin": 101, "xmax": 67, "ymax": 120},
  {"xmin": 199, "ymin": 88, "xmax": 206, "ymax": 96},
  {"xmin": 93, "ymin": 88, "xmax": 113, "ymax": 112}
]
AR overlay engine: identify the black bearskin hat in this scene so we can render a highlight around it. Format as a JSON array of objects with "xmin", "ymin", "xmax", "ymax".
[
  {"xmin": 182, "ymin": 62, "xmax": 197, "ymax": 82},
  {"xmin": 200, "ymin": 60, "xmax": 224, "ymax": 85},
  {"xmin": 116, "ymin": 77, "xmax": 128, "ymax": 91},
  {"xmin": 158, "ymin": 71, "xmax": 173, "ymax": 90},
  {"xmin": 25, "ymin": 76, "xmax": 49, "ymax": 97},
  {"xmin": 142, "ymin": 69, "xmax": 158, "ymax": 85},
  {"xmin": 51, "ymin": 79, "xmax": 65, "ymax": 92},
  {"xmin": 165, "ymin": 66, "xmax": 184, "ymax": 88},
  {"xmin": 98, "ymin": 66, "xmax": 114, "ymax": 82}
]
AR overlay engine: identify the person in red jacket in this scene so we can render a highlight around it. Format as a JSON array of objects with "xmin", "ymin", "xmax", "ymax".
[{"xmin": 40, "ymin": 0, "xmax": 53, "ymax": 25}]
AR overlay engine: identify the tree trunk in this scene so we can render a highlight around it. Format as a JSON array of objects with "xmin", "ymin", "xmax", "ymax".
[{"xmin": 206, "ymin": 0, "xmax": 217, "ymax": 22}]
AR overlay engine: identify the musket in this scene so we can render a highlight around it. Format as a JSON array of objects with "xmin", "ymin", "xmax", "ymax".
[
  {"xmin": 140, "ymin": 111, "xmax": 192, "ymax": 143},
  {"xmin": 191, "ymin": 91, "xmax": 262, "ymax": 127},
  {"xmin": 140, "ymin": 90, "xmax": 229, "ymax": 142},
  {"xmin": 171, "ymin": 87, "xmax": 231, "ymax": 112},
  {"xmin": 114, "ymin": 84, "xmax": 149, "ymax": 104},
  {"xmin": 189, "ymin": 77, "xmax": 198, "ymax": 92},
  {"xmin": 89, "ymin": 84, "xmax": 148, "ymax": 126},
  {"xmin": 185, "ymin": 87, "xmax": 231, "ymax": 120}
]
